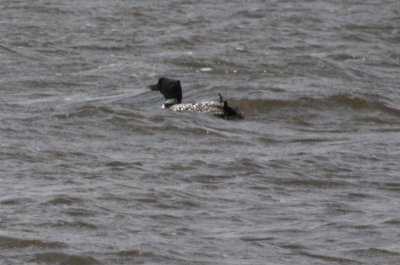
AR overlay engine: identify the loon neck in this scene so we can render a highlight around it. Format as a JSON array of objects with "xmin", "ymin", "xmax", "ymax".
[{"xmin": 163, "ymin": 98, "xmax": 180, "ymax": 108}]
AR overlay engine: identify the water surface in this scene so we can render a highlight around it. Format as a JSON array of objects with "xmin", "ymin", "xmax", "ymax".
[{"xmin": 1, "ymin": 1, "xmax": 400, "ymax": 264}]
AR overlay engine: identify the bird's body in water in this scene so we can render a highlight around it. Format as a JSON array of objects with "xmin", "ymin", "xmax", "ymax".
[{"xmin": 149, "ymin": 77, "xmax": 242, "ymax": 119}]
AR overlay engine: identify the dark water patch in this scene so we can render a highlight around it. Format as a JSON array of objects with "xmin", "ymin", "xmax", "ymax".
[
  {"xmin": 235, "ymin": 9, "xmax": 267, "ymax": 19},
  {"xmin": 353, "ymin": 224, "xmax": 380, "ymax": 230},
  {"xmin": 298, "ymin": 251, "xmax": 362, "ymax": 265},
  {"xmin": 53, "ymin": 104, "xmax": 116, "ymax": 119},
  {"xmin": 259, "ymin": 136, "xmax": 281, "ymax": 145},
  {"xmin": 70, "ymin": 43, "xmax": 135, "ymax": 52},
  {"xmin": 105, "ymin": 161, "xmax": 144, "ymax": 171},
  {"xmin": 93, "ymin": 15, "xmax": 123, "ymax": 24},
  {"xmin": 103, "ymin": 249, "xmax": 206, "ymax": 265},
  {"xmin": 343, "ymin": 192, "xmax": 379, "ymax": 201},
  {"xmin": 1, "ymin": 197, "xmax": 33, "ymax": 205},
  {"xmin": 189, "ymin": 174, "xmax": 237, "ymax": 185},
  {"xmin": 0, "ymin": 235, "xmax": 66, "ymax": 249},
  {"xmin": 133, "ymin": 191, "xmax": 202, "ymax": 210},
  {"xmin": 36, "ymin": 47, "xmax": 80, "ymax": 57},
  {"xmin": 278, "ymin": 243, "xmax": 309, "ymax": 252},
  {"xmin": 328, "ymin": 53, "xmax": 366, "ymax": 62},
  {"xmin": 240, "ymin": 236, "xmax": 274, "ymax": 243},
  {"xmin": 235, "ymin": 94, "xmax": 400, "ymax": 119},
  {"xmin": 232, "ymin": 158, "xmax": 266, "ymax": 172},
  {"xmin": 383, "ymin": 218, "xmax": 400, "ymax": 226},
  {"xmin": 46, "ymin": 220, "xmax": 98, "ymax": 230},
  {"xmin": 289, "ymin": 137, "xmax": 331, "ymax": 143},
  {"xmin": 63, "ymin": 208, "xmax": 97, "ymax": 217},
  {"xmin": 163, "ymin": 35, "xmax": 208, "ymax": 49},
  {"xmin": 160, "ymin": 162, "xmax": 199, "ymax": 172},
  {"xmin": 0, "ymin": 148, "xmax": 46, "ymax": 164},
  {"xmin": 45, "ymin": 196, "xmax": 84, "ymax": 206},
  {"xmin": 355, "ymin": 116, "xmax": 400, "ymax": 126},
  {"xmin": 132, "ymin": 196, "xmax": 159, "ymax": 205},
  {"xmin": 346, "ymin": 248, "xmax": 400, "ymax": 264},
  {"xmin": 379, "ymin": 182, "xmax": 400, "ymax": 192},
  {"xmin": 31, "ymin": 252, "xmax": 102, "ymax": 265},
  {"xmin": 23, "ymin": 4, "xmax": 73, "ymax": 16},
  {"xmin": 105, "ymin": 111, "xmax": 146, "ymax": 126},
  {"xmin": 328, "ymin": 94, "xmax": 391, "ymax": 112},
  {"xmin": 275, "ymin": 178, "xmax": 350, "ymax": 190},
  {"xmin": 344, "ymin": 22, "xmax": 398, "ymax": 36},
  {"xmin": 0, "ymin": 44, "xmax": 20, "ymax": 55},
  {"xmin": 114, "ymin": 249, "xmax": 147, "ymax": 257},
  {"xmin": 103, "ymin": 249, "xmax": 178, "ymax": 265},
  {"xmin": 323, "ymin": 202, "xmax": 362, "ymax": 216}
]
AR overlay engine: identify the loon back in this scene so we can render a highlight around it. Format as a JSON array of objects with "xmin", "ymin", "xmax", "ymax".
[{"xmin": 148, "ymin": 77, "xmax": 242, "ymax": 119}]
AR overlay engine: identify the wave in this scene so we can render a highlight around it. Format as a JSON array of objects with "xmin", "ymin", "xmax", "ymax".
[
  {"xmin": 32, "ymin": 252, "xmax": 102, "ymax": 265},
  {"xmin": 346, "ymin": 247, "xmax": 400, "ymax": 260},
  {"xmin": 232, "ymin": 94, "xmax": 400, "ymax": 116},
  {"xmin": 17, "ymin": 89, "xmax": 400, "ymax": 126},
  {"xmin": 0, "ymin": 235, "xmax": 66, "ymax": 249}
]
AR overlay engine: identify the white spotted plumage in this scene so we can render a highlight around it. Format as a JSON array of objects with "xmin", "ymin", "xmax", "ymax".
[{"xmin": 169, "ymin": 101, "xmax": 225, "ymax": 115}]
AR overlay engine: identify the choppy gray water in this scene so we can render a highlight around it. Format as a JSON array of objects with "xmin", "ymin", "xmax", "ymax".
[{"xmin": 1, "ymin": 1, "xmax": 400, "ymax": 264}]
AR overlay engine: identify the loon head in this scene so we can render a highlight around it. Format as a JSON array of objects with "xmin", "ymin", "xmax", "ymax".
[{"xmin": 149, "ymin": 77, "xmax": 182, "ymax": 108}]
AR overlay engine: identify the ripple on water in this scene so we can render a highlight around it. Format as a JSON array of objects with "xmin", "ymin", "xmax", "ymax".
[
  {"xmin": 297, "ymin": 251, "xmax": 362, "ymax": 265},
  {"xmin": 31, "ymin": 252, "xmax": 102, "ymax": 265},
  {"xmin": 45, "ymin": 195, "xmax": 85, "ymax": 206},
  {"xmin": 0, "ymin": 235, "xmax": 67, "ymax": 249},
  {"xmin": 1, "ymin": 197, "xmax": 33, "ymax": 205},
  {"xmin": 345, "ymin": 248, "xmax": 400, "ymax": 264}
]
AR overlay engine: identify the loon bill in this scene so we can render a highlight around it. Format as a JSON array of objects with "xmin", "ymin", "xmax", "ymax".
[{"xmin": 148, "ymin": 77, "xmax": 242, "ymax": 119}]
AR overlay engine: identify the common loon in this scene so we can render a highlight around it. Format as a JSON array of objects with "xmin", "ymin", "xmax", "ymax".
[{"xmin": 149, "ymin": 77, "xmax": 242, "ymax": 119}]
